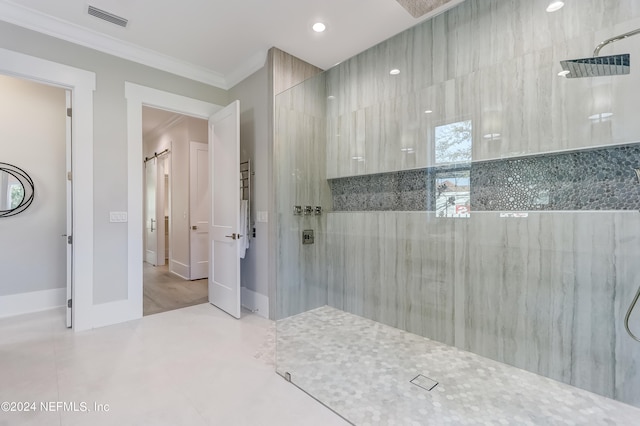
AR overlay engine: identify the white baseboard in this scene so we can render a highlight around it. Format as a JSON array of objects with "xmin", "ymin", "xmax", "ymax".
[
  {"xmin": 0, "ymin": 288, "xmax": 66, "ymax": 319},
  {"xmin": 170, "ymin": 259, "xmax": 190, "ymax": 280},
  {"xmin": 241, "ymin": 287, "xmax": 269, "ymax": 319},
  {"xmin": 92, "ymin": 298, "xmax": 141, "ymax": 329},
  {"xmin": 145, "ymin": 250, "xmax": 156, "ymax": 265}
]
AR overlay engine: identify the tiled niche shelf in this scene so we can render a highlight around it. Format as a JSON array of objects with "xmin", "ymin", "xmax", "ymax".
[{"xmin": 329, "ymin": 142, "xmax": 640, "ymax": 212}]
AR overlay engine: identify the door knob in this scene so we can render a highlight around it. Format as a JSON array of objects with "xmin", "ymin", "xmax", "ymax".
[
  {"xmin": 225, "ymin": 233, "xmax": 242, "ymax": 240},
  {"xmin": 192, "ymin": 225, "xmax": 198, "ymax": 230}
]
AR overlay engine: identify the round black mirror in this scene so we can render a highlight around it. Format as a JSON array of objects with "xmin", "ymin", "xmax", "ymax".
[{"xmin": 0, "ymin": 162, "xmax": 34, "ymax": 217}]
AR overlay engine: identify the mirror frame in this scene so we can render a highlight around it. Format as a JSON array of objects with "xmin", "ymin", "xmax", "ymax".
[{"xmin": 0, "ymin": 162, "xmax": 34, "ymax": 217}]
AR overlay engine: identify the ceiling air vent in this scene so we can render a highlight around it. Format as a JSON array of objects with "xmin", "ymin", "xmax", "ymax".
[
  {"xmin": 395, "ymin": 0, "xmax": 459, "ymax": 18},
  {"xmin": 87, "ymin": 5, "xmax": 128, "ymax": 28}
]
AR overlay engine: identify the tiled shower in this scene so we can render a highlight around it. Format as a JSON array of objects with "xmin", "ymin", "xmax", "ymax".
[{"xmin": 275, "ymin": 0, "xmax": 640, "ymax": 423}]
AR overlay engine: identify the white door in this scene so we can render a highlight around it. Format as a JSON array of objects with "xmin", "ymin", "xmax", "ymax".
[
  {"xmin": 209, "ymin": 101, "xmax": 241, "ymax": 318},
  {"xmin": 190, "ymin": 142, "xmax": 209, "ymax": 280},
  {"xmin": 145, "ymin": 158, "xmax": 158, "ymax": 265},
  {"xmin": 65, "ymin": 90, "xmax": 72, "ymax": 328},
  {"xmin": 156, "ymin": 156, "xmax": 167, "ymax": 266}
]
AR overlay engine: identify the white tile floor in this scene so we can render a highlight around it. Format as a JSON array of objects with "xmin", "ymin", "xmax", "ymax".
[{"xmin": 0, "ymin": 304, "xmax": 349, "ymax": 426}]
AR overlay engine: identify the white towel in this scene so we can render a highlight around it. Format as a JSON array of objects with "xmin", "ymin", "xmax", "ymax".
[{"xmin": 239, "ymin": 199, "xmax": 249, "ymax": 259}]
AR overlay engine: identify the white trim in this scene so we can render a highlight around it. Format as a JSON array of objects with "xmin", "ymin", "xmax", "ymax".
[
  {"xmin": 225, "ymin": 50, "xmax": 268, "ymax": 89},
  {"xmin": 126, "ymin": 82, "xmax": 222, "ymax": 324},
  {"xmin": 0, "ymin": 47, "xmax": 95, "ymax": 332},
  {"xmin": 92, "ymin": 300, "xmax": 139, "ymax": 329},
  {"xmin": 0, "ymin": 0, "xmax": 229, "ymax": 89},
  {"xmin": 241, "ymin": 287, "xmax": 270, "ymax": 319},
  {"xmin": 0, "ymin": 288, "xmax": 66, "ymax": 318},
  {"xmin": 170, "ymin": 260, "xmax": 190, "ymax": 280}
]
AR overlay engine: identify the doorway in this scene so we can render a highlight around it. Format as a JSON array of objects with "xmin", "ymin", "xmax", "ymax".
[
  {"xmin": 142, "ymin": 106, "xmax": 209, "ymax": 316},
  {"xmin": 0, "ymin": 74, "xmax": 71, "ymax": 325}
]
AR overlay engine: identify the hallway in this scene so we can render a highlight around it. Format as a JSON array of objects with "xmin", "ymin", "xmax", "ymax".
[{"xmin": 143, "ymin": 263, "xmax": 208, "ymax": 316}]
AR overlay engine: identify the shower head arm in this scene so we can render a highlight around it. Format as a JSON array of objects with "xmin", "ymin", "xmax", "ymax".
[{"xmin": 593, "ymin": 28, "xmax": 640, "ymax": 57}]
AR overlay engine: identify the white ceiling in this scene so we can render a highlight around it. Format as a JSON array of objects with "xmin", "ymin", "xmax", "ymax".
[{"xmin": 0, "ymin": 0, "xmax": 464, "ymax": 89}]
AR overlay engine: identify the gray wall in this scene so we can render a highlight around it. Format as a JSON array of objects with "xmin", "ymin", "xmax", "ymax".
[
  {"xmin": 229, "ymin": 66, "xmax": 270, "ymax": 302},
  {"xmin": 0, "ymin": 75, "xmax": 66, "ymax": 296},
  {"xmin": 0, "ymin": 20, "xmax": 228, "ymax": 305}
]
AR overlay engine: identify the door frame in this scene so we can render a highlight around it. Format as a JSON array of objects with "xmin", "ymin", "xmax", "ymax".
[
  {"xmin": 125, "ymin": 83, "xmax": 222, "ymax": 319},
  {"xmin": 0, "ymin": 48, "xmax": 96, "ymax": 332}
]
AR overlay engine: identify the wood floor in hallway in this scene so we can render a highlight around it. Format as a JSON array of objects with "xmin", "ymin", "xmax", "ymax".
[{"xmin": 143, "ymin": 263, "xmax": 208, "ymax": 316}]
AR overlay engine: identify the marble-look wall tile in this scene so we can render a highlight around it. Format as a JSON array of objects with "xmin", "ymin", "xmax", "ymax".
[
  {"xmin": 327, "ymin": 212, "xmax": 458, "ymax": 346},
  {"xmin": 275, "ymin": 104, "xmax": 331, "ymax": 318},
  {"xmin": 274, "ymin": 70, "xmax": 331, "ymax": 319},
  {"xmin": 612, "ymin": 213, "xmax": 640, "ymax": 406},
  {"xmin": 271, "ymin": 48, "xmax": 324, "ymax": 97},
  {"xmin": 326, "ymin": 1, "xmax": 640, "ymax": 179},
  {"xmin": 326, "ymin": 210, "xmax": 640, "ymax": 406},
  {"xmin": 463, "ymin": 211, "xmax": 640, "ymax": 405}
]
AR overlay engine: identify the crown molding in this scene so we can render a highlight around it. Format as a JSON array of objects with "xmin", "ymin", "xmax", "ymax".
[
  {"xmin": 0, "ymin": 0, "xmax": 231, "ymax": 89},
  {"xmin": 225, "ymin": 49, "xmax": 270, "ymax": 89}
]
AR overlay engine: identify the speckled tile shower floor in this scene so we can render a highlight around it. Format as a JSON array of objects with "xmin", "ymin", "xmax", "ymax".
[{"xmin": 276, "ymin": 306, "xmax": 640, "ymax": 425}]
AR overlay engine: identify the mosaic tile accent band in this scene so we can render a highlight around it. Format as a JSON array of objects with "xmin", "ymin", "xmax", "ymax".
[{"xmin": 329, "ymin": 142, "xmax": 640, "ymax": 212}]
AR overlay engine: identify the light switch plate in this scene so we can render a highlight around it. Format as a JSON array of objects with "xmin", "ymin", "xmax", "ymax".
[
  {"xmin": 110, "ymin": 211, "xmax": 128, "ymax": 223},
  {"xmin": 257, "ymin": 211, "xmax": 268, "ymax": 223}
]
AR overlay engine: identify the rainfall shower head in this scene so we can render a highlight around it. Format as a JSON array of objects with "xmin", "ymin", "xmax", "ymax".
[
  {"xmin": 560, "ymin": 54, "xmax": 630, "ymax": 78},
  {"xmin": 560, "ymin": 28, "xmax": 640, "ymax": 78}
]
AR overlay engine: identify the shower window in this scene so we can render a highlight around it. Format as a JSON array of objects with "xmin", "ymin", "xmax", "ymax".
[{"xmin": 434, "ymin": 119, "xmax": 472, "ymax": 164}]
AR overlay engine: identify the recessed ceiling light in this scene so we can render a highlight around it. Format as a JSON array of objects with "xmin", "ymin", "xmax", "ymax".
[
  {"xmin": 424, "ymin": 110, "xmax": 433, "ymax": 114},
  {"xmin": 557, "ymin": 70, "xmax": 570, "ymax": 77},
  {"xmin": 546, "ymin": 1, "xmax": 564, "ymax": 12},
  {"xmin": 327, "ymin": 95, "xmax": 336, "ymax": 100},
  {"xmin": 390, "ymin": 69, "xmax": 400, "ymax": 75},
  {"xmin": 312, "ymin": 22, "xmax": 326, "ymax": 32}
]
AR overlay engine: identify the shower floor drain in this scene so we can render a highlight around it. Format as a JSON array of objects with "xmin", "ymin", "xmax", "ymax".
[{"xmin": 410, "ymin": 374, "xmax": 438, "ymax": 391}]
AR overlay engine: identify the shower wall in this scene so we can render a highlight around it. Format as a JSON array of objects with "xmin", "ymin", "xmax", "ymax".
[
  {"xmin": 275, "ymin": 0, "xmax": 640, "ymax": 408},
  {"xmin": 325, "ymin": 0, "xmax": 640, "ymax": 174},
  {"xmin": 327, "ymin": 211, "xmax": 640, "ymax": 405},
  {"xmin": 273, "ymin": 58, "xmax": 331, "ymax": 319},
  {"xmin": 322, "ymin": 0, "xmax": 640, "ymax": 406}
]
